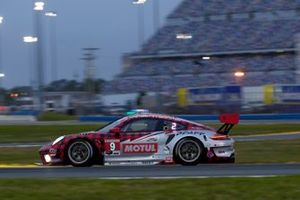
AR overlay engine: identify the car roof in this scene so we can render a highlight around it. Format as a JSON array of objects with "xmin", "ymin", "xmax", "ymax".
[
  {"xmin": 127, "ymin": 113, "xmax": 177, "ymax": 120},
  {"xmin": 126, "ymin": 113, "xmax": 204, "ymax": 125},
  {"xmin": 119, "ymin": 113, "xmax": 214, "ymax": 131}
]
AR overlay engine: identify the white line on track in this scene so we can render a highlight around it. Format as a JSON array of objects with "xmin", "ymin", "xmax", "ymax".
[{"xmin": 97, "ymin": 175, "xmax": 279, "ymax": 180}]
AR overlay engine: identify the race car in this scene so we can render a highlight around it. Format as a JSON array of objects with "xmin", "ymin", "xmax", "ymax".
[{"xmin": 39, "ymin": 113, "xmax": 239, "ymax": 166}]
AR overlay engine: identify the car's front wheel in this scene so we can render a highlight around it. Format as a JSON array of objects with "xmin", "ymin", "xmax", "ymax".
[
  {"xmin": 174, "ymin": 138, "xmax": 205, "ymax": 165},
  {"xmin": 67, "ymin": 139, "xmax": 94, "ymax": 167}
]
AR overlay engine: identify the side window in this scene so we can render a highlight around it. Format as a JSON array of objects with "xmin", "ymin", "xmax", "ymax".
[
  {"xmin": 161, "ymin": 120, "xmax": 186, "ymax": 131},
  {"xmin": 121, "ymin": 118, "xmax": 160, "ymax": 133}
]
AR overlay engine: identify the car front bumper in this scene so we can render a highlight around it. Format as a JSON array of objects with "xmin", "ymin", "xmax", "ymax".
[{"xmin": 39, "ymin": 143, "xmax": 64, "ymax": 165}]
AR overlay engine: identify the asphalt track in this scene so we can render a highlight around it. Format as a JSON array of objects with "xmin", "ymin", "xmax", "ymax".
[{"xmin": 0, "ymin": 163, "xmax": 299, "ymax": 178}]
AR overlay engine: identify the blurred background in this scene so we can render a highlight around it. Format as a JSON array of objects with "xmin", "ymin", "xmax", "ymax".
[
  {"xmin": 0, "ymin": 2, "xmax": 300, "ymax": 199},
  {"xmin": 0, "ymin": 0, "xmax": 300, "ymax": 118}
]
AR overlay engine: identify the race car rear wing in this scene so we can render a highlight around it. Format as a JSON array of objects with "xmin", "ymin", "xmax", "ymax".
[{"xmin": 217, "ymin": 113, "xmax": 240, "ymax": 135}]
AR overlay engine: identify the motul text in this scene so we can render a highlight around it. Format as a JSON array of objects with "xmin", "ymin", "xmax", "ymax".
[{"xmin": 123, "ymin": 143, "xmax": 158, "ymax": 153}]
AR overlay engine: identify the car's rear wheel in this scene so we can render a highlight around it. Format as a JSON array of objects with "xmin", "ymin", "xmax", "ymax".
[
  {"xmin": 67, "ymin": 139, "xmax": 94, "ymax": 167},
  {"xmin": 174, "ymin": 138, "xmax": 205, "ymax": 165},
  {"xmin": 226, "ymin": 155, "xmax": 235, "ymax": 163}
]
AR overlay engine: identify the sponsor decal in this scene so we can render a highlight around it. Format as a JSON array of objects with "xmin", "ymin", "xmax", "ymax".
[
  {"xmin": 207, "ymin": 150, "xmax": 215, "ymax": 158},
  {"xmin": 49, "ymin": 148, "xmax": 57, "ymax": 156},
  {"xmin": 164, "ymin": 156, "xmax": 174, "ymax": 164},
  {"xmin": 104, "ymin": 139, "xmax": 121, "ymax": 155},
  {"xmin": 80, "ymin": 131, "xmax": 93, "ymax": 135},
  {"xmin": 142, "ymin": 161, "xmax": 156, "ymax": 165},
  {"xmin": 175, "ymin": 131, "xmax": 205, "ymax": 136},
  {"xmin": 146, "ymin": 138, "xmax": 158, "ymax": 142},
  {"xmin": 123, "ymin": 143, "xmax": 158, "ymax": 153}
]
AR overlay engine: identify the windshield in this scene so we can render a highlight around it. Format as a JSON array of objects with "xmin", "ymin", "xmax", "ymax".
[{"xmin": 96, "ymin": 117, "xmax": 125, "ymax": 133}]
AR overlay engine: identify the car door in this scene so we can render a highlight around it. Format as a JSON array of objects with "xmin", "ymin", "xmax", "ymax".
[{"xmin": 105, "ymin": 117, "xmax": 162, "ymax": 162}]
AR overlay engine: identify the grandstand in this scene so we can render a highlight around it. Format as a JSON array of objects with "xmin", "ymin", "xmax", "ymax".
[{"xmin": 103, "ymin": 0, "xmax": 300, "ymax": 94}]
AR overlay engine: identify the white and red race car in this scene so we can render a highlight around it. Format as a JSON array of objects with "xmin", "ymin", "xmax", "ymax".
[{"xmin": 39, "ymin": 113, "xmax": 239, "ymax": 166}]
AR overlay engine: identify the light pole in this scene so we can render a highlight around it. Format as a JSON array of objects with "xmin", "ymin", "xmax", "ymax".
[
  {"xmin": 81, "ymin": 48, "xmax": 99, "ymax": 93},
  {"xmin": 24, "ymin": 36, "xmax": 38, "ymax": 43},
  {"xmin": 45, "ymin": 12, "xmax": 57, "ymax": 17},
  {"xmin": 153, "ymin": 0, "xmax": 160, "ymax": 31},
  {"xmin": 133, "ymin": 0, "xmax": 146, "ymax": 47},
  {"xmin": 0, "ymin": 16, "xmax": 4, "ymax": 105},
  {"xmin": 45, "ymin": 11, "xmax": 58, "ymax": 82},
  {"xmin": 81, "ymin": 48, "xmax": 99, "ymax": 114},
  {"xmin": 34, "ymin": 1, "xmax": 45, "ymax": 112},
  {"xmin": 0, "ymin": 16, "xmax": 3, "ymax": 88},
  {"xmin": 133, "ymin": 0, "xmax": 147, "ymax": 4},
  {"xmin": 23, "ymin": 36, "xmax": 38, "ymax": 89}
]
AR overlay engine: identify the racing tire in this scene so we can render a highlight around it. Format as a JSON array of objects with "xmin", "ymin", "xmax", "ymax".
[
  {"xmin": 174, "ymin": 137, "xmax": 205, "ymax": 166},
  {"xmin": 226, "ymin": 155, "xmax": 235, "ymax": 163},
  {"xmin": 67, "ymin": 139, "xmax": 94, "ymax": 167}
]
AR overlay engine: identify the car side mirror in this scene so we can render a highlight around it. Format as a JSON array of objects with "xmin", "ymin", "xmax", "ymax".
[
  {"xmin": 163, "ymin": 126, "xmax": 172, "ymax": 133},
  {"xmin": 110, "ymin": 127, "xmax": 121, "ymax": 137}
]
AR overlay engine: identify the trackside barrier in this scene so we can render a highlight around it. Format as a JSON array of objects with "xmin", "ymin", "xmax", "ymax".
[
  {"xmin": 9, "ymin": 111, "xmax": 39, "ymax": 116},
  {"xmin": 80, "ymin": 116, "xmax": 120, "ymax": 122},
  {"xmin": 79, "ymin": 113, "xmax": 300, "ymax": 122}
]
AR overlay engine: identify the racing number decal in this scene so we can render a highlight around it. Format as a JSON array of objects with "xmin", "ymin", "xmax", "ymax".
[
  {"xmin": 171, "ymin": 122, "xmax": 177, "ymax": 130},
  {"xmin": 110, "ymin": 142, "xmax": 116, "ymax": 151},
  {"xmin": 104, "ymin": 139, "xmax": 120, "ymax": 155}
]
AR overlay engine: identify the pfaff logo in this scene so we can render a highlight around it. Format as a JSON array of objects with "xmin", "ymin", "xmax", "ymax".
[{"xmin": 123, "ymin": 143, "xmax": 158, "ymax": 153}]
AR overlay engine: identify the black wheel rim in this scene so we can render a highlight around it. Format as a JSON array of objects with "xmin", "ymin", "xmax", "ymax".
[
  {"xmin": 178, "ymin": 140, "xmax": 201, "ymax": 163},
  {"xmin": 68, "ymin": 142, "xmax": 91, "ymax": 164}
]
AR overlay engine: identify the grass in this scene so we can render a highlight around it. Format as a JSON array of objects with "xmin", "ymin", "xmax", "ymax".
[
  {"xmin": 1, "ymin": 139, "xmax": 300, "ymax": 165},
  {"xmin": 0, "ymin": 124, "xmax": 102, "ymax": 143},
  {"xmin": 0, "ymin": 147, "xmax": 40, "ymax": 164},
  {"xmin": 0, "ymin": 123, "xmax": 299, "ymax": 144},
  {"xmin": 235, "ymin": 139, "xmax": 300, "ymax": 163},
  {"xmin": 0, "ymin": 176, "xmax": 300, "ymax": 200},
  {"xmin": 37, "ymin": 112, "xmax": 78, "ymax": 121}
]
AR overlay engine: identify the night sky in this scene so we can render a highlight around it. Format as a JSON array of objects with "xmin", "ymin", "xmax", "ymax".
[{"xmin": 0, "ymin": 0, "xmax": 182, "ymax": 88}]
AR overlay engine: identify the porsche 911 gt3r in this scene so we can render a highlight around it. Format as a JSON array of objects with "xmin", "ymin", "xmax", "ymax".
[{"xmin": 39, "ymin": 113, "xmax": 239, "ymax": 166}]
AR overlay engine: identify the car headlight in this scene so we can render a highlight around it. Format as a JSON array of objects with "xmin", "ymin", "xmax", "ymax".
[
  {"xmin": 52, "ymin": 136, "xmax": 65, "ymax": 145},
  {"xmin": 44, "ymin": 154, "xmax": 52, "ymax": 163}
]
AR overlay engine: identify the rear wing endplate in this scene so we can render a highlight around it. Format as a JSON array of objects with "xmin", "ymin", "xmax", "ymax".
[{"xmin": 217, "ymin": 113, "xmax": 240, "ymax": 135}]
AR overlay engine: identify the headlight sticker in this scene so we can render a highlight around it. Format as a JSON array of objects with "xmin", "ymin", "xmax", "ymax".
[{"xmin": 52, "ymin": 136, "xmax": 65, "ymax": 145}]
